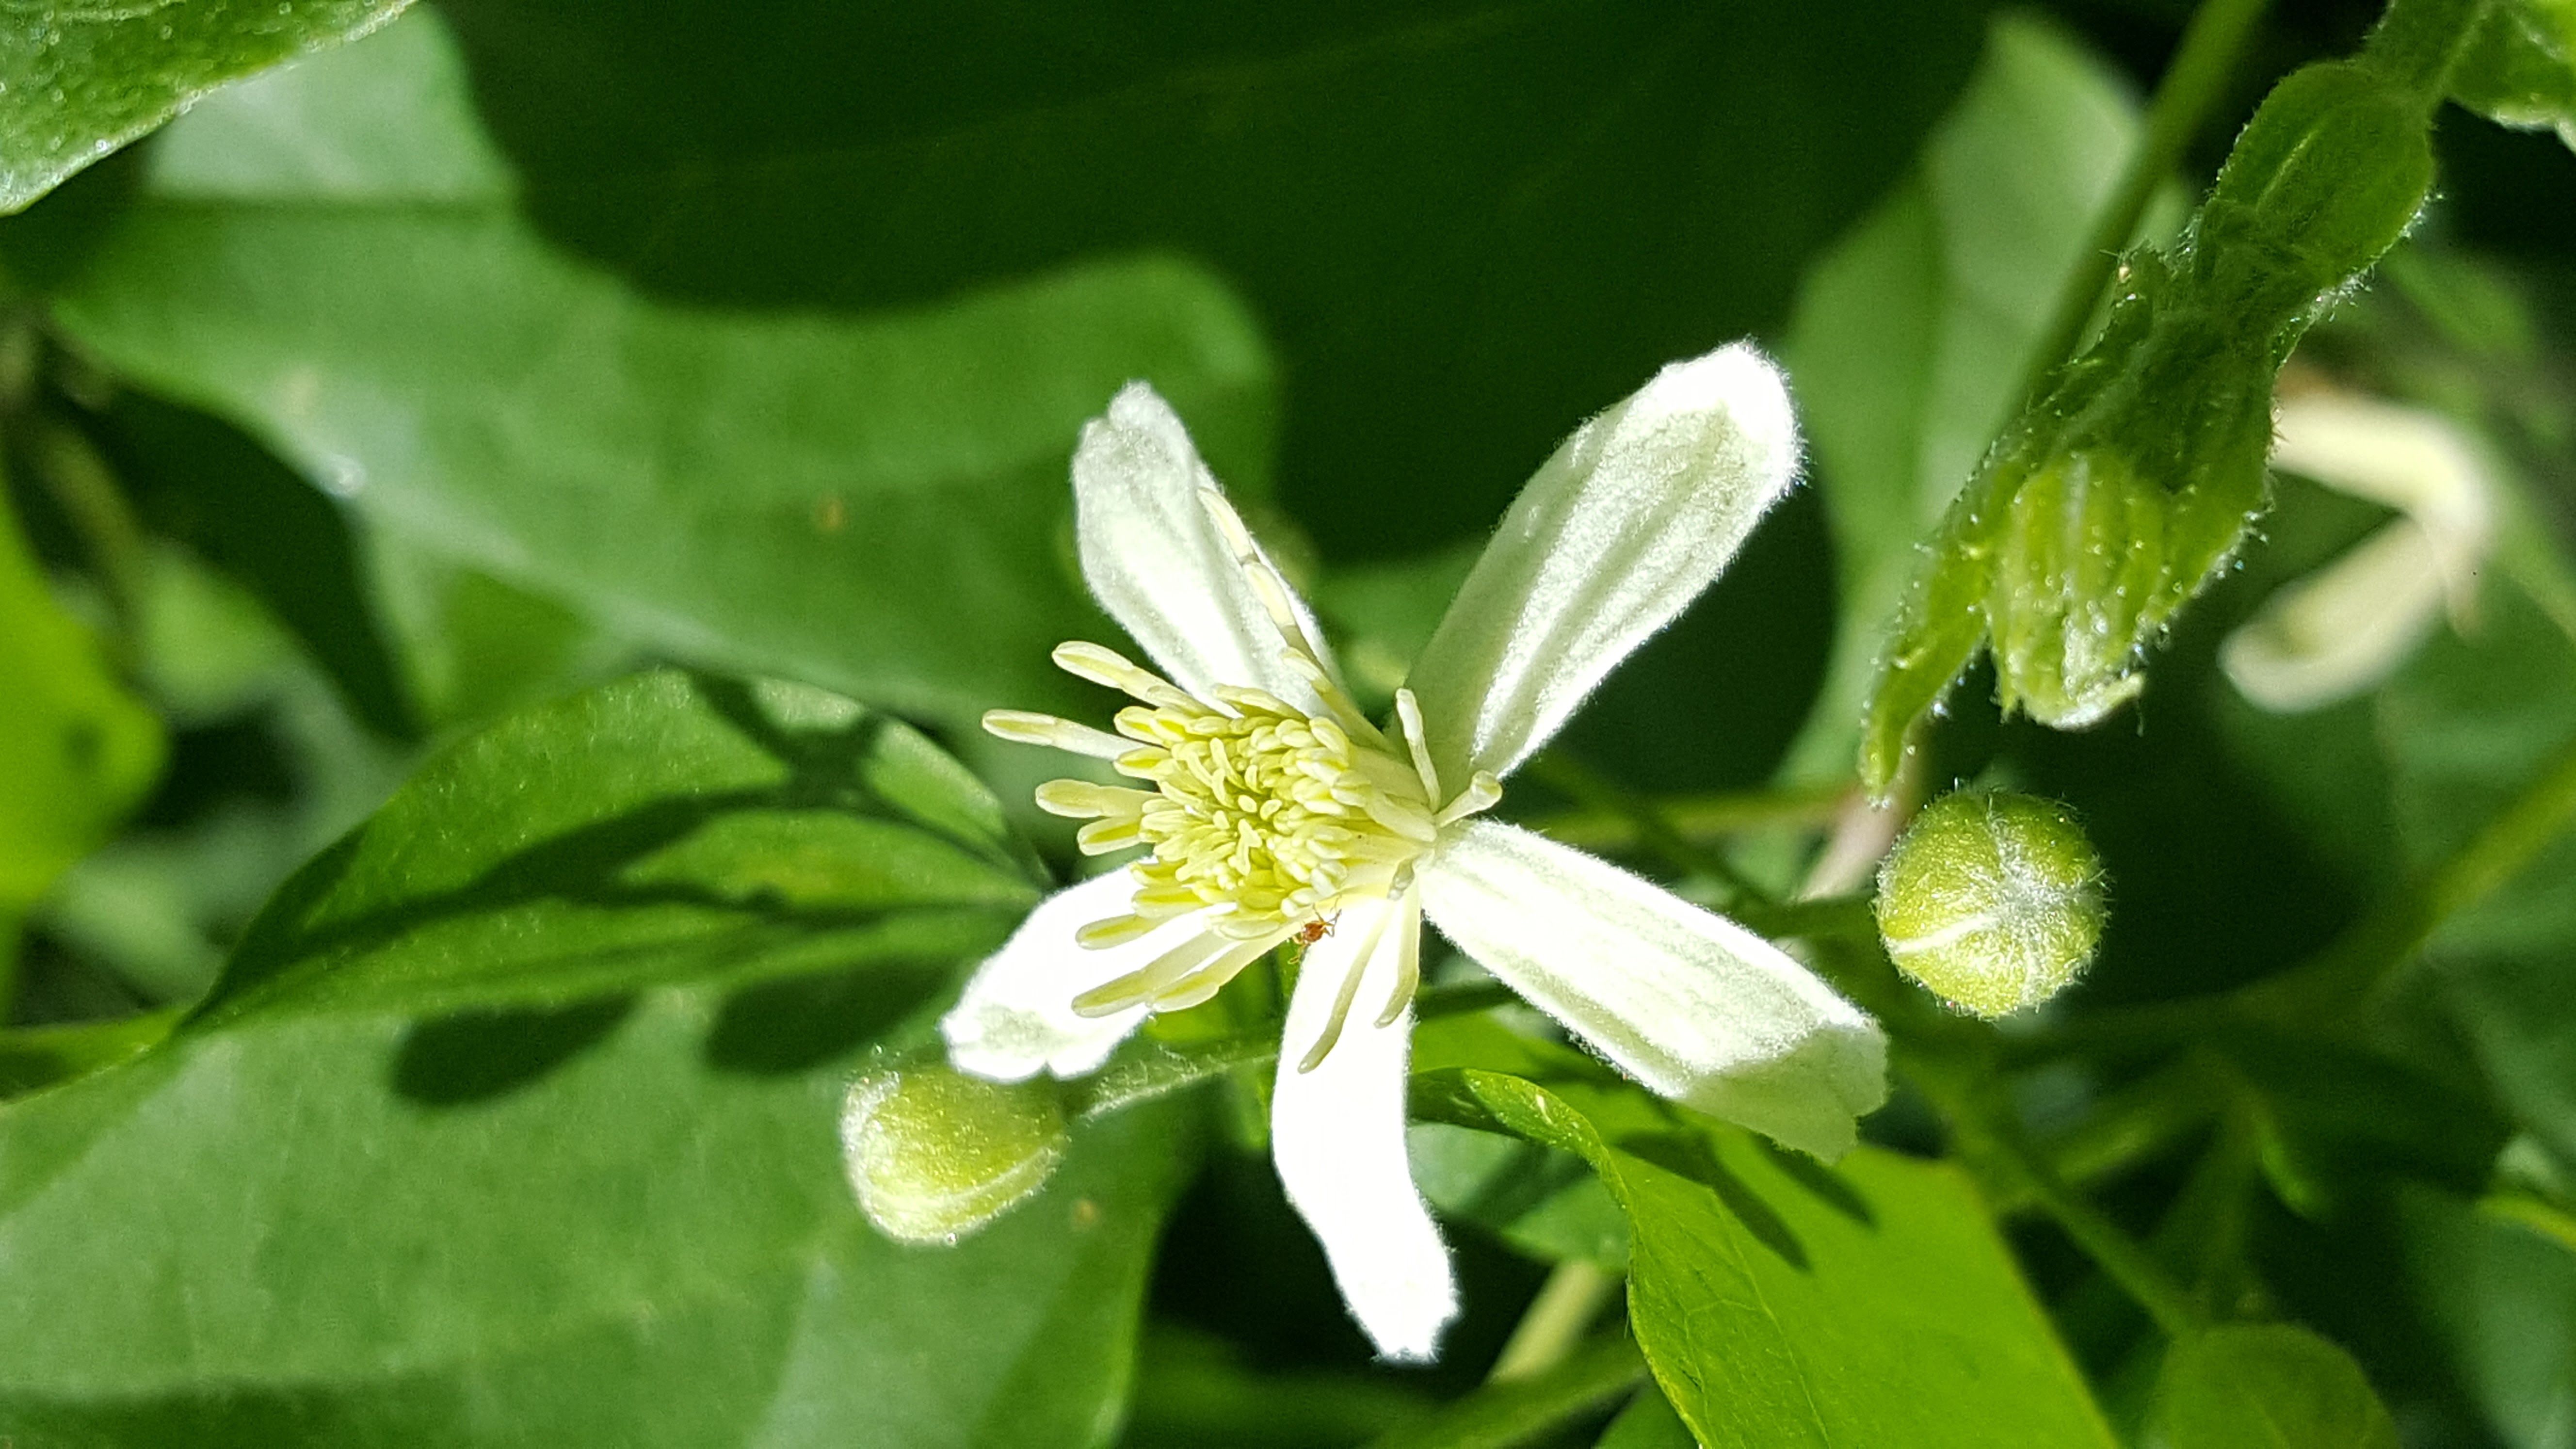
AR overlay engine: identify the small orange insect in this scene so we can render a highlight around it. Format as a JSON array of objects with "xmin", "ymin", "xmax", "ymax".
[{"xmin": 1293, "ymin": 913, "xmax": 1339, "ymax": 950}]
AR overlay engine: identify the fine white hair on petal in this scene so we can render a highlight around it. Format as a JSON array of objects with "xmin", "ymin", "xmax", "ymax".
[
  {"xmin": 1403, "ymin": 344, "xmax": 1801, "ymax": 789},
  {"xmin": 1072, "ymin": 383, "xmax": 1331, "ymax": 710},
  {"xmin": 1270, "ymin": 893, "xmax": 1458, "ymax": 1361},
  {"xmin": 941, "ymin": 871, "xmax": 1182, "ymax": 1082},
  {"xmin": 1417, "ymin": 820, "xmax": 1886, "ymax": 1160}
]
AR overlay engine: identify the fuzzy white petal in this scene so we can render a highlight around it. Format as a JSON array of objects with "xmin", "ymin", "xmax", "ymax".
[
  {"xmin": 1417, "ymin": 820, "xmax": 1885, "ymax": 1159},
  {"xmin": 1404, "ymin": 345, "xmax": 1800, "ymax": 786},
  {"xmin": 940, "ymin": 871, "xmax": 1178, "ymax": 1081},
  {"xmin": 2221, "ymin": 520, "xmax": 2453, "ymax": 712},
  {"xmin": 1073, "ymin": 383, "xmax": 1327, "ymax": 708},
  {"xmin": 2271, "ymin": 394, "xmax": 2494, "ymax": 586},
  {"xmin": 1272, "ymin": 893, "xmax": 1457, "ymax": 1361}
]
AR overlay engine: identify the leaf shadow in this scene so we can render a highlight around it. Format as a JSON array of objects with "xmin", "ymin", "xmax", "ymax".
[
  {"xmin": 1614, "ymin": 1129, "xmax": 1809, "ymax": 1272},
  {"xmin": 201, "ymin": 672, "xmax": 1022, "ymax": 1021},
  {"xmin": 392, "ymin": 996, "xmax": 639, "ymax": 1107},
  {"xmin": 1756, "ymin": 1138, "xmax": 1876, "ymax": 1230},
  {"xmin": 703, "ymin": 956, "xmax": 955, "ymax": 1075}
]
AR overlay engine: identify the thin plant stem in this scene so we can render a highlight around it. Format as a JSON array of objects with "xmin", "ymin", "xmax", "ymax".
[
  {"xmin": 2014, "ymin": 725, "xmax": 2576, "ymax": 1063},
  {"xmin": 1487, "ymin": 1258, "xmax": 1623, "ymax": 1385},
  {"xmin": 1523, "ymin": 751, "xmax": 1771, "ymax": 905},
  {"xmin": 1528, "ymin": 781, "xmax": 1847, "ymax": 854},
  {"xmin": 1365, "ymin": 1334, "xmax": 1647, "ymax": 1449},
  {"xmin": 1909, "ymin": 1048, "xmax": 2209, "ymax": 1337},
  {"xmin": 2019, "ymin": 0, "xmax": 2274, "ymax": 405},
  {"xmin": 2245, "ymin": 726, "xmax": 2576, "ymax": 1016}
]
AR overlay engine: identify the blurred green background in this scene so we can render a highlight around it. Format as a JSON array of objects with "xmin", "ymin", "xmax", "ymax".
[{"xmin": 2, "ymin": 0, "xmax": 2574, "ymax": 1444}]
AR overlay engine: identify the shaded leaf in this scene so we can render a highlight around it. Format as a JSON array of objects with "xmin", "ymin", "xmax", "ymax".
[
  {"xmin": 2145, "ymin": 1324, "xmax": 2400, "ymax": 1449},
  {"xmin": 42, "ymin": 11, "xmax": 1277, "ymax": 726},
  {"xmin": 435, "ymin": 0, "xmax": 1991, "ymax": 561}
]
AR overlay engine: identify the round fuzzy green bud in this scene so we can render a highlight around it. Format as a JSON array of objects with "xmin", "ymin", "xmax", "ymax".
[
  {"xmin": 840, "ymin": 1063, "xmax": 1068, "ymax": 1244},
  {"xmin": 1875, "ymin": 791, "xmax": 2107, "ymax": 1017}
]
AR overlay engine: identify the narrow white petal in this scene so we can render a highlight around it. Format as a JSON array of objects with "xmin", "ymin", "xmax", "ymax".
[
  {"xmin": 1272, "ymin": 893, "xmax": 1457, "ymax": 1361},
  {"xmin": 1073, "ymin": 383, "xmax": 1328, "ymax": 707},
  {"xmin": 941, "ymin": 871, "xmax": 1187, "ymax": 1081},
  {"xmin": 2272, "ymin": 395, "xmax": 2494, "ymax": 559},
  {"xmin": 2220, "ymin": 520, "xmax": 2453, "ymax": 712},
  {"xmin": 1417, "ymin": 820, "xmax": 1886, "ymax": 1159},
  {"xmin": 1404, "ymin": 345, "xmax": 1800, "ymax": 786}
]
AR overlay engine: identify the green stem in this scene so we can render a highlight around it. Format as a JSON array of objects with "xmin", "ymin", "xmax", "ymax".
[
  {"xmin": 2020, "ymin": 0, "xmax": 2274, "ymax": 404},
  {"xmin": 1910, "ymin": 1048, "xmax": 2209, "ymax": 1337},
  {"xmin": 1366, "ymin": 1335, "xmax": 1647, "ymax": 1449},
  {"xmin": 2019, "ymin": 724, "xmax": 2576, "ymax": 1060},
  {"xmin": 1523, "ymin": 751, "xmax": 1770, "ymax": 905},
  {"xmin": 1487, "ymin": 1258, "xmax": 1623, "ymax": 1385},
  {"xmin": 1528, "ymin": 781, "xmax": 1847, "ymax": 854},
  {"xmin": 2363, "ymin": 0, "xmax": 2492, "ymax": 102},
  {"xmin": 2244, "ymin": 725, "xmax": 2576, "ymax": 1016}
]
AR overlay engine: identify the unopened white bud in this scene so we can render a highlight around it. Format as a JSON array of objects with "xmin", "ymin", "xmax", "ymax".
[
  {"xmin": 840, "ymin": 1063, "xmax": 1068, "ymax": 1244},
  {"xmin": 1875, "ymin": 791, "xmax": 2107, "ymax": 1017}
]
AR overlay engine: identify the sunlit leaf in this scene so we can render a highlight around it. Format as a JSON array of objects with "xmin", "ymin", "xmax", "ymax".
[
  {"xmin": 0, "ymin": 668, "xmax": 1189, "ymax": 1445},
  {"xmin": 0, "ymin": 0, "xmax": 407, "ymax": 212},
  {"xmin": 1413, "ymin": 1017, "xmax": 2116, "ymax": 1449},
  {"xmin": 0, "ymin": 478, "xmax": 162, "ymax": 962}
]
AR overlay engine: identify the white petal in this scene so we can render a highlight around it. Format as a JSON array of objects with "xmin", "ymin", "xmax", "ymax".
[
  {"xmin": 2271, "ymin": 394, "xmax": 2495, "ymax": 623},
  {"xmin": 1404, "ymin": 345, "xmax": 1800, "ymax": 786},
  {"xmin": 1073, "ymin": 383, "xmax": 1327, "ymax": 706},
  {"xmin": 1272, "ymin": 893, "xmax": 1457, "ymax": 1361},
  {"xmin": 2220, "ymin": 520, "xmax": 2453, "ymax": 712},
  {"xmin": 941, "ymin": 871, "xmax": 1183, "ymax": 1081},
  {"xmin": 1417, "ymin": 820, "xmax": 1886, "ymax": 1159}
]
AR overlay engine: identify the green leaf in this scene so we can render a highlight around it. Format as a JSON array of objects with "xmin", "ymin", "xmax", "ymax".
[
  {"xmin": 1594, "ymin": 1386, "xmax": 1697, "ymax": 1449},
  {"xmin": 0, "ymin": 0, "xmax": 408, "ymax": 213},
  {"xmin": 0, "ymin": 996, "xmax": 1189, "ymax": 1446},
  {"xmin": 1780, "ymin": 15, "xmax": 2146, "ymax": 782},
  {"xmin": 102, "ymin": 391, "xmax": 419, "ymax": 740},
  {"xmin": 41, "ymin": 10, "xmax": 1276, "ymax": 726},
  {"xmin": 2450, "ymin": 0, "xmax": 2576, "ymax": 148},
  {"xmin": 0, "ymin": 473, "xmax": 162, "ymax": 956},
  {"xmin": 2380, "ymin": 579, "xmax": 2576, "ymax": 1172},
  {"xmin": 2401, "ymin": 1187, "xmax": 2576, "ymax": 1449},
  {"xmin": 1407, "ymin": 1121, "xmax": 1631, "ymax": 1268},
  {"xmin": 434, "ymin": 0, "xmax": 1989, "ymax": 563},
  {"xmin": 0, "ymin": 668, "xmax": 1190, "ymax": 1445},
  {"xmin": 1412, "ymin": 1018, "xmax": 2115, "ymax": 1449},
  {"xmin": 2145, "ymin": 1325, "xmax": 2401, "ymax": 1449},
  {"xmin": 194, "ymin": 670, "xmax": 1039, "ymax": 1025}
]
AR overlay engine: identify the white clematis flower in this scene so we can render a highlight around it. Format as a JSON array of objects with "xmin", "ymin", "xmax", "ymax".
[
  {"xmin": 943, "ymin": 344, "xmax": 1887, "ymax": 1361},
  {"xmin": 2222, "ymin": 393, "xmax": 2496, "ymax": 713}
]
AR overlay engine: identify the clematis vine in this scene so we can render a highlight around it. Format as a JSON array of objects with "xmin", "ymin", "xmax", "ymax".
[{"xmin": 942, "ymin": 344, "xmax": 1887, "ymax": 1361}]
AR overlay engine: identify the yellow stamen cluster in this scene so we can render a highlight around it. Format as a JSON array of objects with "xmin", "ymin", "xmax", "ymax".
[
  {"xmin": 981, "ymin": 486, "xmax": 1500, "ymax": 1037},
  {"xmin": 1068, "ymin": 679, "xmax": 1435, "ymax": 943}
]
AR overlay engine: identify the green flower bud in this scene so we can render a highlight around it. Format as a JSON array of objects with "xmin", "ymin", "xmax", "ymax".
[
  {"xmin": 840, "ymin": 1063, "xmax": 1068, "ymax": 1244},
  {"xmin": 1858, "ymin": 58, "xmax": 2439, "ymax": 794},
  {"xmin": 1875, "ymin": 791, "xmax": 2107, "ymax": 1017},
  {"xmin": 2199, "ymin": 63, "xmax": 2435, "ymax": 312}
]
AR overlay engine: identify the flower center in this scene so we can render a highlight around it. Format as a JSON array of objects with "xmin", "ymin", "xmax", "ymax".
[{"xmin": 981, "ymin": 485, "xmax": 1500, "ymax": 1021}]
